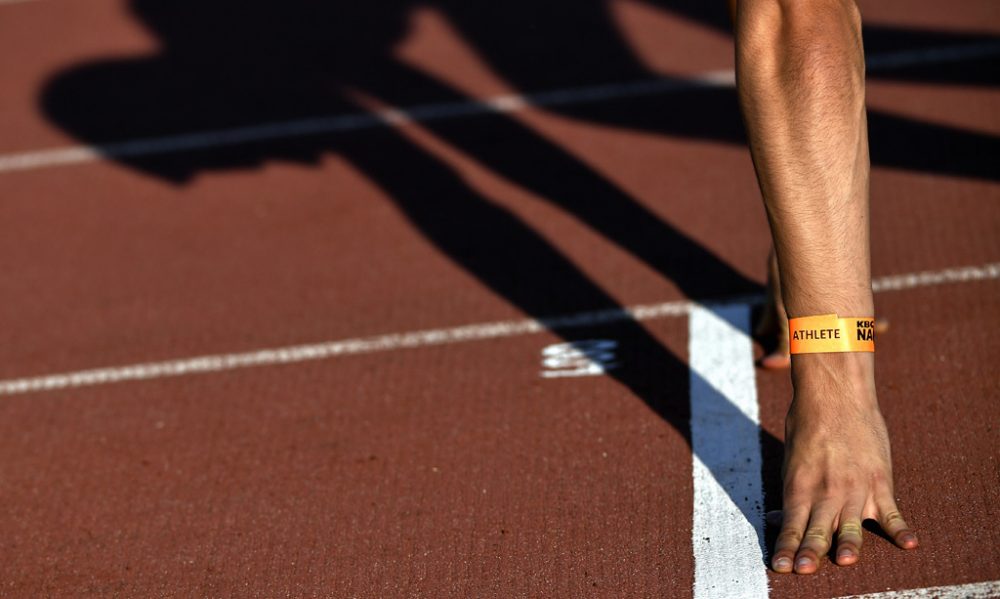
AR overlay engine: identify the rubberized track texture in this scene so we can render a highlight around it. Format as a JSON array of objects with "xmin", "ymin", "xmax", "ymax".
[{"xmin": 0, "ymin": 0, "xmax": 997, "ymax": 597}]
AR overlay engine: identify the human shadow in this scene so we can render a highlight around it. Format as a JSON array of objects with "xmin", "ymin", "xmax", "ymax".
[
  {"xmin": 40, "ymin": 0, "xmax": 780, "ymax": 543},
  {"xmin": 435, "ymin": 0, "xmax": 1000, "ymax": 182},
  {"xmin": 39, "ymin": 0, "xmax": 993, "ymax": 556}
]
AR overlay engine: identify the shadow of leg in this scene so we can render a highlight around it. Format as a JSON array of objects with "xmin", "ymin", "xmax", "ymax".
[
  {"xmin": 339, "ymin": 123, "xmax": 783, "ymax": 527},
  {"xmin": 352, "ymin": 63, "xmax": 763, "ymax": 301}
]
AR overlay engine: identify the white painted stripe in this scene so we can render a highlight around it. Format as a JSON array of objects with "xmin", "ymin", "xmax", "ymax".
[
  {"xmin": 689, "ymin": 304, "xmax": 768, "ymax": 599},
  {"xmin": 0, "ymin": 41, "xmax": 997, "ymax": 174},
  {"xmin": 0, "ymin": 74, "xmax": 729, "ymax": 173},
  {"xmin": 871, "ymin": 262, "xmax": 1000, "ymax": 292},
  {"xmin": 0, "ymin": 300, "xmax": 690, "ymax": 396},
  {"xmin": 832, "ymin": 579, "xmax": 1000, "ymax": 599},
  {"xmin": 0, "ymin": 261, "xmax": 996, "ymax": 396}
]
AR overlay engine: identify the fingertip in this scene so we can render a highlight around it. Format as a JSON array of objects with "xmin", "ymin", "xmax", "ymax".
[
  {"xmin": 836, "ymin": 549, "xmax": 859, "ymax": 566},
  {"xmin": 793, "ymin": 555, "xmax": 818, "ymax": 574},
  {"xmin": 759, "ymin": 352, "xmax": 791, "ymax": 370},
  {"xmin": 879, "ymin": 505, "xmax": 919, "ymax": 550},
  {"xmin": 897, "ymin": 531, "xmax": 919, "ymax": 549},
  {"xmin": 875, "ymin": 317, "xmax": 890, "ymax": 334},
  {"xmin": 772, "ymin": 555, "xmax": 794, "ymax": 573}
]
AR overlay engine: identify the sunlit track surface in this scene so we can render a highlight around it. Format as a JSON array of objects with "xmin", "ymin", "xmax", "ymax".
[
  {"xmin": 0, "ymin": 262, "xmax": 995, "ymax": 397},
  {"xmin": 0, "ymin": 41, "xmax": 997, "ymax": 174},
  {"xmin": 1, "ymin": 1, "xmax": 997, "ymax": 596}
]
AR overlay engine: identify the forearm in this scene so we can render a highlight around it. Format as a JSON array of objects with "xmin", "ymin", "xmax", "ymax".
[
  {"xmin": 735, "ymin": 0, "xmax": 872, "ymax": 318},
  {"xmin": 733, "ymin": 2, "xmax": 919, "ymax": 574}
]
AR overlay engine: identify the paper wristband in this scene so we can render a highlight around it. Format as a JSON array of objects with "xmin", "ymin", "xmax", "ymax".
[{"xmin": 788, "ymin": 313, "xmax": 875, "ymax": 354}]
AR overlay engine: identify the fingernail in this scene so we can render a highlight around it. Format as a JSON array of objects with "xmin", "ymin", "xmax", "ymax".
[
  {"xmin": 774, "ymin": 557, "xmax": 792, "ymax": 570},
  {"xmin": 838, "ymin": 549, "xmax": 853, "ymax": 560},
  {"xmin": 900, "ymin": 533, "xmax": 916, "ymax": 546},
  {"xmin": 796, "ymin": 557, "xmax": 811, "ymax": 570}
]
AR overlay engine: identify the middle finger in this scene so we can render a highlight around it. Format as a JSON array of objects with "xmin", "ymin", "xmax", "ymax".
[{"xmin": 794, "ymin": 503, "xmax": 840, "ymax": 574}]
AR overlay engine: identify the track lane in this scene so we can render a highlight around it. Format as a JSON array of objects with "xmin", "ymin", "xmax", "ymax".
[
  {"xmin": 0, "ymin": 319, "xmax": 696, "ymax": 597},
  {"xmin": 0, "ymin": 0, "xmax": 996, "ymax": 596}
]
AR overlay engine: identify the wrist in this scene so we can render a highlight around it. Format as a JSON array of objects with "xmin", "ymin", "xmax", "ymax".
[
  {"xmin": 784, "ymin": 301, "xmax": 874, "ymax": 321},
  {"xmin": 790, "ymin": 351, "xmax": 878, "ymax": 407}
]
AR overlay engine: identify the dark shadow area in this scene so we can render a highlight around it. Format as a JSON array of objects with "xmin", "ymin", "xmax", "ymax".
[
  {"xmin": 37, "ymin": 0, "xmax": 997, "ymax": 555},
  {"xmin": 761, "ymin": 427, "xmax": 786, "ymax": 562},
  {"xmin": 41, "ymin": 1, "xmax": 1000, "ymax": 182},
  {"xmin": 863, "ymin": 517, "xmax": 900, "ymax": 545},
  {"xmin": 434, "ymin": 1, "xmax": 1000, "ymax": 180}
]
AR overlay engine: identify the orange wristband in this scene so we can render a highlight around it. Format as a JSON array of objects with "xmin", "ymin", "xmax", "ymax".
[{"xmin": 788, "ymin": 313, "xmax": 875, "ymax": 354}]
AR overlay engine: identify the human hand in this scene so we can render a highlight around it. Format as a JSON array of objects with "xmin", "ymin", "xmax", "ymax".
[{"xmin": 772, "ymin": 353, "xmax": 918, "ymax": 574}]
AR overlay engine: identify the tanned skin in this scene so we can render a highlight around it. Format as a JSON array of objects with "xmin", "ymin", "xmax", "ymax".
[{"xmin": 729, "ymin": 0, "xmax": 919, "ymax": 573}]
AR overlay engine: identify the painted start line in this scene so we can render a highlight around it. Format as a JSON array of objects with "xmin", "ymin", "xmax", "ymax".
[{"xmin": 1, "ymin": 261, "xmax": 995, "ymax": 397}]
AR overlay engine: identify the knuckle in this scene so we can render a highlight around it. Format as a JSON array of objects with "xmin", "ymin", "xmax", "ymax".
[
  {"xmin": 869, "ymin": 471, "xmax": 891, "ymax": 487},
  {"xmin": 820, "ymin": 476, "xmax": 867, "ymax": 498},
  {"xmin": 803, "ymin": 527, "xmax": 830, "ymax": 542},
  {"xmin": 882, "ymin": 510, "xmax": 904, "ymax": 525},
  {"xmin": 839, "ymin": 521, "xmax": 862, "ymax": 534},
  {"xmin": 777, "ymin": 529, "xmax": 803, "ymax": 544},
  {"xmin": 844, "ymin": 475, "xmax": 864, "ymax": 490},
  {"xmin": 783, "ymin": 481, "xmax": 810, "ymax": 498}
]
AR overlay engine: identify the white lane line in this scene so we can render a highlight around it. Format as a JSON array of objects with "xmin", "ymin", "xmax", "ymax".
[
  {"xmin": 0, "ymin": 261, "xmax": 996, "ymax": 397},
  {"xmin": 0, "ymin": 298, "xmax": 694, "ymax": 396},
  {"xmin": 871, "ymin": 262, "xmax": 1000, "ymax": 292},
  {"xmin": 1, "ymin": 41, "xmax": 998, "ymax": 174},
  {"xmin": 832, "ymin": 579, "xmax": 1000, "ymax": 599},
  {"xmin": 689, "ymin": 304, "xmax": 768, "ymax": 599},
  {"xmin": 0, "ymin": 74, "xmax": 730, "ymax": 174}
]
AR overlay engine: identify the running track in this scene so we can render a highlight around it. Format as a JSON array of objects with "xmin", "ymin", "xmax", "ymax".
[{"xmin": 0, "ymin": 0, "xmax": 997, "ymax": 597}]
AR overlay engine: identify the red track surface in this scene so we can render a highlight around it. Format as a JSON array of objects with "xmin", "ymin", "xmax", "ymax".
[{"xmin": 0, "ymin": 0, "xmax": 997, "ymax": 596}]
